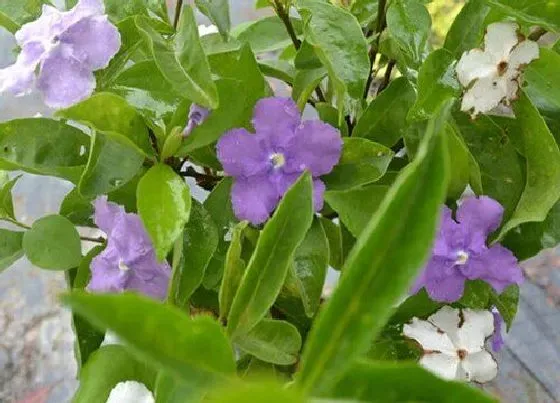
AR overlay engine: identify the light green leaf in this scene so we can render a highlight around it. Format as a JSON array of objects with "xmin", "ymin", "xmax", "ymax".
[
  {"xmin": 137, "ymin": 164, "xmax": 192, "ymax": 261},
  {"xmin": 444, "ymin": 0, "xmax": 489, "ymax": 58},
  {"xmin": 293, "ymin": 68, "xmax": 327, "ymax": 110},
  {"xmin": 227, "ymin": 173, "xmax": 314, "ymax": 338},
  {"xmin": 0, "ymin": 118, "xmax": 89, "ymax": 183},
  {"xmin": 136, "ymin": 8, "xmax": 218, "ymax": 109},
  {"xmin": 62, "ymin": 292, "xmax": 236, "ymax": 381},
  {"xmin": 353, "ymin": 77, "xmax": 416, "ymax": 147},
  {"xmin": 195, "ymin": 0, "xmax": 231, "ymax": 40},
  {"xmin": 351, "ymin": 0, "xmax": 379, "ymax": 26},
  {"xmin": 236, "ymin": 319, "xmax": 302, "ymax": 365},
  {"xmin": 73, "ymin": 345, "xmax": 156, "ymax": 403},
  {"xmin": 0, "ymin": 229, "xmax": 24, "ymax": 273},
  {"xmin": 483, "ymin": 0, "xmax": 560, "ymax": 32},
  {"xmin": 319, "ymin": 217, "xmax": 343, "ymax": 270},
  {"xmin": 296, "ymin": 107, "xmax": 449, "ymax": 394},
  {"xmin": 0, "ymin": 175, "xmax": 18, "ymax": 219},
  {"xmin": 315, "ymin": 103, "xmax": 349, "ymax": 137},
  {"xmin": 0, "ymin": 0, "xmax": 50, "ymax": 33},
  {"xmin": 155, "ymin": 371, "xmax": 212, "ymax": 403},
  {"xmin": 232, "ymin": 15, "xmax": 302, "ymax": 53},
  {"xmin": 209, "ymin": 381, "xmax": 305, "ymax": 403},
  {"xmin": 23, "ymin": 215, "xmax": 82, "ymax": 270}
]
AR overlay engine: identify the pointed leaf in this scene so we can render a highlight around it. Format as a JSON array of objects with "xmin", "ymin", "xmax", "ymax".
[
  {"xmin": 195, "ymin": 0, "xmax": 231, "ymax": 40},
  {"xmin": 0, "ymin": 229, "xmax": 23, "ymax": 273}
]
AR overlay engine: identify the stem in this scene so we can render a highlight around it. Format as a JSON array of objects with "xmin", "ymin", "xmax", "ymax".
[
  {"xmin": 3, "ymin": 218, "xmax": 31, "ymax": 230},
  {"xmin": 148, "ymin": 128, "xmax": 160, "ymax": 158},
  {"xmin": 173, "ymin": 0, "xmax": 184, "ymax": 29},
  {"xmin": 80, "ymin": 236, "xmax": 105, "ymax": 244},
  {"xmin": 363, "ymin": 0, "xmax": 388, "ymax": 98},
  {"xmin": 378, "ymin": 59, "xmax": 395, "ymax": 94},
  {"xmin": 180, "ymin": 166, "xmax": 222, "ymax": 191}
]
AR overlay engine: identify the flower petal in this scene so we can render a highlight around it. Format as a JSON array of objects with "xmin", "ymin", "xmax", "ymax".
[
  {"xmin": 313, "ymin": 179, "xmax": 326, "ymax": 211},
  {"xmin": 106, "ymin": 381, "xmax": 155, "ymax": 403},
  {"xmin": 126, "ymin": 263, "xmax": 171, "ymax": 301},
  {"xmin": 88, "ymin": 250, "xmax": 129, "ymax": 293},
  {"xmin": 420, "ymin": 353, "xmax": 461, "ymax": 381},
  {"xmin": 0, "ymin": 41, "xmax": 45, "ymax": 95},
  {"xmin": 231, "ymin": 175, "xmax": 279, "ymax": 225},
  {"xmin": 457, "ymin": 196, "xmax": 504, "ymax": 238},
  {"xmin": 403, "ymin": 317, "xmax": 456, "ymax": 353},
  {"xmin": 461, "ymin": 76, "xmax": 508, "ymax": 116},
  {"xmin": 217, "ymin": 128, "xmax": 268, "ymax": 177},
  {"xmin": 93, "ymin": 196, "xmax": 125, "ymax": 235},
  {"xmin": 491, "ymin": 309, "xmax": 505, "ymax": 352},
  {"xmin": 461, "ymin": 351, "xmax": 498, "ymax": 383},
  {"xmin": 60, "ymin": 15, "xmax": 121, "ymax": 70},
  {"xmin": 508, "ymin": 40, "xmax": 539, "ymax": 71},
  {"xmin": 472, "ymin": 244, "xmax": 524, "ymax": 293},
  {"xmin": 183, "ymin": 104, "xmax": 210, "ymax": 136},
  {"xmin": 15, "ymin": 5, "xmax": 64, "ymax": 45},
  {"xmin": 37, "ymin": 47, "xmax": 95, "ymax": 108},
  {"xmin": 427, "ymin": 306, "xmax": 462, "ymax": 346},
  {"xmin": 484, "ymin": 22, "xmax": 519, "ymax": 63},
  {"xmin": 456, "ymin": 49, "xmax": 496, "ymax": 87},
  {"xmin": 455, "ymin": 309, "xmax": 494, "ymax": 353},
  {"xmin": 424, "ymin": 266, "xmax": 466, "ymax": 303},
  {"xmin": 251, "ymin": 97, "xmax": 301, "ymax": 147},
  {"xmin": 285, "ymin": 120, "xmax": 342, "ymax": 176}
]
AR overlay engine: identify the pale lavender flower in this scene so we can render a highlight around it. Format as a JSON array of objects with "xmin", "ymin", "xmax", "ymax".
[
  {"xmin": 216, "ymin": 97, "xmax": 342, "ymax": 225},
  {"xmin": 87, "ymin": 197, "xmax": 171, "ymax": 300},
  {"xmin": 183, "ymin": 104, "xmax": 210, "ymax": 137},
  {"xmin": 0, "ymin": 0, "xmax": 120, "ymax": 108},
  {"xmin": 412, "ymin": 196, "xmax": 523, "ymax": 302},
  {"xmin": 491, "ymin": 308, "xmax": 504, "ymax": 352}
]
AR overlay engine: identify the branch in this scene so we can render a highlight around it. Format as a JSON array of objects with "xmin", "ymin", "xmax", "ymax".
[
  {"xmin": 378, "ymin": 59, "xmax": 395, "ymax": 94},
  {"xmin": 363, "ymin": 0, "xmax": 388, "ymax": 98},
  {"xmin": 180, "ymin": 166, "xmax": 222, "ymax": 191}
]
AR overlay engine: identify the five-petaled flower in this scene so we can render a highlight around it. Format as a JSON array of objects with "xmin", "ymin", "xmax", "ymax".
[
  {"xmin": 403, "ymin": 306, "xmax": 498, "ymax": 383},
  {"xmin": 0, "ymin": 0, "xmax": 120, "ymax": 108},
  {"xmin": 216, "ymin": 97, "xmax": 342, "ymax": 225},
  {"xmin": 456, "ymin": 22, "xmax": 539, "ymax": 117},
  {"xmin": 412, "ymin": 196, "xmax": 523, "ymax": 302},
  {"xmin": 87, "ymin": 197, "xmax": 171, "ymax": 301}
]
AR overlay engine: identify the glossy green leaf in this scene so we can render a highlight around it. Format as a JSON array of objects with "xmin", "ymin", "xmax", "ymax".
[
  {"xmin": 0, "ymin": 175, "xmax": 18, "ymax": 219},
  {"xmin": 297, "ymin": 0, "xmax": 370, "ymax": 116},
  {"xmin": 386, "ymin": 0, "xmax": 432, "ymax": 68},
  {"xmin": 444, "ymin": 0, "xmax": 489, "ymax": 58},
  {"xmin": 323, "ymin": 138, "xmax": 393, "ymax": 191},
  {"xmin": 79, "ymin": 131, "xmax": 145, "ymax": 198},
  {"xmin": 232, "ymin": 16, "xmax": 302, "ymax": 53},
  {"xmin": 168, "ymin": 201, "xmax": 218, "ymax": 308},
  {"xmin": 219, "ymin": 221, "xmax": 249, "ymax": 320},
  {"xmin": 58, "ymin": 92, "xmax": 153, "ymax": 155},
  {"xmin": 136, "ymin": 8, "xmax": 218, "ymax": 109},
  {"xmin": 73, "ymin": 345, "xmax": 156, "ymax": 403},
  {"xmin": 353, "ymin": 78, "xmax": 416, "ymax": 147},
  {"xmin": 293, "ymin": 68, "xmax": 327, "ymax": 110},
  {"xmin": 0, "ymin": 118, "xmax": 89, "ymax": 183},
  {"xmin": 330, "ymin": 361, "xmax": 497, "ymax": 402},
  {"xmin": 227, "ymin": 173, "xmax": 314, "ymax": 338},
  {"xmin": 62, "ymin": 292, "xmax": 236, "ymax": 381},
  {"xmin": 137, "ymin": 164, "xmax": 192, "ymax": 261},
  {"xmin": 236, "ymin": 319, "xmax": 302, "ymax": 365},
  {"xmin": 458, "ymin": 280, "xmax": 493, "ymax": 309},
  {"xmin": 0, "ymin": 229, "xmax": 24, "ymax": 273},
  {"xmin": 483, "ymin": 0, "xmax": 560, "ymax": 32},
  {"xmin": 296, "ymin": 108, "xmax": 449, "ymax": 394},
  {"xmin": 490, "ymin": 285, "xmax": 519, "ymax": 330},
  {"xmin": 319, "ymin": 217, "xmax": 343, "ymax": 270},
  {"xmin": 23, "ymin": 215, "xmax": 82, "ymax": 270},
  {"xmin": 0, "ymin": 0, "xmax": 50, "ymax": 33},
  {"xmin": 408, "ymin": 49, "xmax": 461, "ymax": 121},
  {"xmin": 195, "ymin": 0, "xmax": 231, "ymax": 40},
  {"xmin": 325, "ymin": 184, "xmax": 390, "ymax": 238},
  {"xmin": 497, "ymin": 93, "xmax": 560, "ymax": 238}
]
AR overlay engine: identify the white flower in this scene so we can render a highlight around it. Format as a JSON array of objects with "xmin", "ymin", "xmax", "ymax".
[
  {"xmin": 198, "ymin": 24, "xmax": 219, "ymax": 37},
  {"xmin": 403, "ymin": 306, "xmax": 498, "ymax": 383},
  {"xmin": 456, "ymin": 22, "xmax": 539, "ymax": 117},
  {"xmin": 106, "ymin": 381, "xmax": 154, "ymax": 403}
]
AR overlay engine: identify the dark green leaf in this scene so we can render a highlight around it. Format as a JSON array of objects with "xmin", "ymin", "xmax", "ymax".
[
  {"xmin": 62, "ymin": 292, "xmax": 236, "ymax": 381},
  {"xmin": 319, "ymin": 217, "xmax": 343, "ymax": 270},
  {"xmin": 0, "ymin": 229, "xmax": 23, "ymax": 273},
  {"xmin": 195, "ymin": 0, "xmax": 231, "ymax": 40},
  {"xmin": 296, "ymin": 108, "xmax": 449, "ymax": 394},
  {"xmin": 23, "ymin": 215, "xmax": 81, "ymax": 270},
  {"xmin": 232, "ymin": 16, "xmax": 302, "ymax": 53},
  {"xmin": 137, "ymin": 164, "xmax": 192, "ymax": 261},
  {"xmin": 490, "ymin": 285, "xmax": 519, "ymax": 330},
  {"xmin": 227, "ymin": 173, "xmax": 314, "ymax": 338},
  {"xmin": 445, "ymin": 123, "xmax": 473, "ymax": 199},
  {"xmin": 390, "ymin": 289, "xmax": 442, "ymax": 325},
  {"xmin": 458, "ymin": 280, "xmax": 492, "ymax": 309},
  {"xmin": 444, "ymin": 0, "xmax": 489, "ymax": 58}
]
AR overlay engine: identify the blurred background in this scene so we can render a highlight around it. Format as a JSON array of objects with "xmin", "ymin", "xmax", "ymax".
[{"xmin": 0, "ymin": 1, "xmax": 558, "ymax": 402}]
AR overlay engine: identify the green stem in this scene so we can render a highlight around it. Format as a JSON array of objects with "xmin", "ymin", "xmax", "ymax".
[{"xmin": 80, "ymin": 236, "xmax": 105, "ymax": 244}]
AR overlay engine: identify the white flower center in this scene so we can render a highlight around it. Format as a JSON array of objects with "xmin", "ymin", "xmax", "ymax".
[
  {"xmin": 455, "ymin": 250, "xmax": 469, "ymax": 266},
  {"xmin": 270, "ymin": 152, "xmax": 286, "ymax": 169},
  {"xmin": 118, "ymin": 259, "xmax": 130, "ymax": 272}
]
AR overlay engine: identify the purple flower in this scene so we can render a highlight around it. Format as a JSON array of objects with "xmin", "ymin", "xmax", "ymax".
[
  {"xmin": 183, "ymin": 104, "xmax": 210, "ymax": 137},
  {"xmin": 87, "ymin": 197, "xmax": 171, "ymax": 301},
  {"xmin": 0, "ymin": 0, "xmax": 120, "ymax": 108},
  {"xmin": 216, "ymin": 97, "xmax": 342, "ymax": 224},
  {"xmin": 491, "ymin": 308, "xmax": 505, "ymax": 352},
  {"xmin": 412, "ymin": 196, "xmax": 523, "ymax": 302}
]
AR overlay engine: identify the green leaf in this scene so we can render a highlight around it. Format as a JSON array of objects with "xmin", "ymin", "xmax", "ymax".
[
  {"xmin": 232, "ymin": 16, "xmax": 302, "ymax": 53},
  {"xmin": 209, "ymin": 381, "xmax": 305, "ymax": 403},
  {"xmin": 73, "ymin": 345, "xmax": 156, "ymax": 403},
  {"xmin": 315, "ymin": 103, "xmax": 349, "ymax": 137},
  {"xmin": 0, "ymin": 118, "xmax": 89, "ymax": 183},
  {"xmin": 351, "ymin": 0, "xmax": 379, "ymax": 26},
  {"xmin": 444, "ymin": 0, "xmax": 489, "ymax": 58},
  {"xmin": 236, "ymin": 319, "xmax": 302, "ymax": 365},
  {"xmin": 136, "ymin": 8, "xmax": 218, "ymax": 109},
  {"xmin": 353, "ymin": 77, "xmax": 416, "ymax": 147},
  {"xmin": 497, "ymin": 93, "xmax": 560, "ymax": 238},
  {"xmin": 79, "ymin": 131, "xmax": 145, "ymax": 198},
  {"xmin": 195, "ymin": 0, "xmax": 231, "ymax": 40},
  {"xmin": 490, "ymin": 285, "xmax": 519, "ymax": 330},
  {"xmin": 23, "ymin": 215, "xmax": 82, "ymax": 270},
  {"xmin": 368, "ymin": 326, "xmax": 421, "ymax": 361},
  {"xmin": 0, "ymin": 175, "xmax": 18, "ymax": 219},
  {"xmin": 390, "ymin": 289, "xmax": 442, "ymax": 325},
  {"xmin": 285, "ymin": 218, "xmax": 329, "ymax": 317},
  {"xmin": 219, "ymin": 221, "xmax": 249, "ymax": 320},
  {"xmin": 57, "ymin": 93, "xmax": 153, "ymax": 155},
  {"xmin": 258, "ymin": 59, "xmax": 296, "ymax": 84},
  {"xmin": 296, "ymin": 108, "xmax": 449, "ymax": 394},
  {"xmin": 330, "ymin": 361, "xmax": 497, "ymax": 402},
  {"xmin": 66, "ymin": 0, "xmax": 170, "ymax": 26},
  {"xmin": 62, "ymin": 292, "xmax": 236, "ymax": 381},
  {"xmin": 0, "ymin": 229, "xmax": 24, "ymax": 273},
  {"xmin": 292, "ymin": 68, "xmax": 327, "ymax": 110},
  {"xmin": 155, "ymin": 371, "xmax": 212, "ymax": 403},
  {"xmin": 319, "ymin": 217, "xmax": 343, "ymax": 270},
  {"xmin": 137, "ymin": 164, "xmax": 192, "ymax": 261},
  {"xmin": 445, "ymin": 123, "xmax": 473, "ymax": 200},
  {"xmin": 483, "ymin": 0, "xmax": 560, "ymax": 32},
  {"xmin": 297, "ymin": 0, "xmax": 370, "ymax": 117},
  {"xmin": 0, "ymin": 0, "xmax": 50, "ymax": 33},
  {"xmin": 227, "ymin": 173, "xmax": 314, "ymax": 338},
  {"xmin": 386, "ymin": 0, "xmax": 432, "ymax": 68},
  {"xmin": 325, "ymin": 184, "xmax": 390, "ymax": 238},
  {"xmin": 458, "ymin": 280, "xmax": 492, "ymax": 310},
  {"xmin": 169, "ymin": 201, "xmax": 218, "ymax": 308},
  {"xmin": 323, "ymin": 138, "xmax": 393, "ymax": 191},
  {"xmin": 408, "ymin": 49, "xmax": 461, "ymax": 121}
]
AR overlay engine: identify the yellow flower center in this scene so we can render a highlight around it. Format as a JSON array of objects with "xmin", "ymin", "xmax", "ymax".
[{"xmin": 270, "ymin": 152, "xmax": 286, "ymax": 168}]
